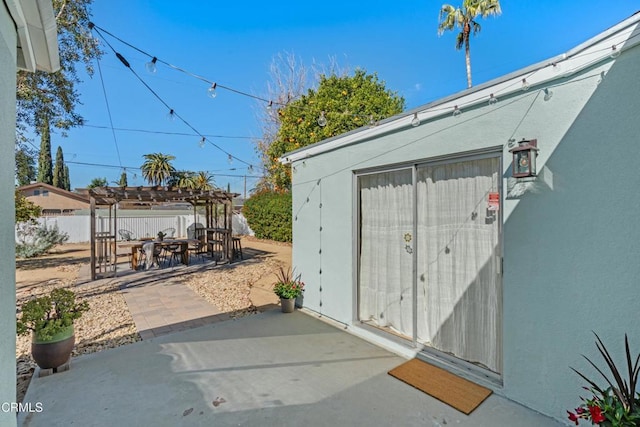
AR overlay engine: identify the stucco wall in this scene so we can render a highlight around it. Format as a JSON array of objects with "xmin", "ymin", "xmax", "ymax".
[
  {"xmin": 0, "ymin": 5, "xmax": 18, "ymax": 426},
  {"xmin": 22, "ymin": 187, "xmax": 89, "ymax": 211},
  {"xmin": 291, "ymin": 46, "xmax": 639, "ymax": 422}
]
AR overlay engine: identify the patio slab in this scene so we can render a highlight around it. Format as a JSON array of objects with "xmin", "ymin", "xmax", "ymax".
[{"xmin": 19, "ymin": 310, "xmax": 562, "ymax": 427}]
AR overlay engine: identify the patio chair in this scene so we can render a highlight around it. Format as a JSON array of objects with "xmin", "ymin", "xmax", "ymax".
[
  {"xmin": 118, "ymin": 229, "xmax": 135, "ymax": 241},
  {"xmin": 159, "ymin": 227, "xmax": 176, "ymax": 239},
  {"xmin": 189, "ymin": 234, "xmax": 208, "ymax": 264},
  {"xmin": 166, "ymin": 243, "xmax": 188, "ymax": 268}
]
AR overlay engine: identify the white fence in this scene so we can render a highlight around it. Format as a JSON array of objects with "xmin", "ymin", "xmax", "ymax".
[{"xmin": 19, "ymin": 212, "xmax": 253, "ymax": 243}]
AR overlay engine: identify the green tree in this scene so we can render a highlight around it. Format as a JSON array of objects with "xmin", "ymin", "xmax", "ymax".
[
  {"xmin": 117, "ymin": 171, "xmax": 128, "ymax": 187},
  {"xmin": 16, "ymin": 148, "xmax": 36, "ymax": 186},
  {"xmin": 87, "ymin": 177, "xmax": 107, "ymax": 188},
  {"xmin": 52, "ymin": 146, "xmax": 66, "ymax": 189},
  {"xmin": 37, "ymin": 118, "xmax": 53, "ymax": 184},
  {"xmin": 141, "ymin": 153, "xmax": 176, "ymax": 186},
  {"xmin": 15, "ymin": 190, "xmax": 41, "ymax": 223},
  {"xmin": 63, "ymin": 165, "xmax": 71, "ymax": 190},
  {"xmin": 266, "ymin": 69, "xmax": 404, "ymax": 190},
  {"xmin": 16, "ymin": 0, "xmax": 100, "ymax": 136},
  {"xmin": 438, "ymin": 0, "xmax": 502, "ymax": 89}
]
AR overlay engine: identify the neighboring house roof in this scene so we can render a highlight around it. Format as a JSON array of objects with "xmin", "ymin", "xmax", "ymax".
[
  {"xmin": 17, "ymin": 182, "xmax": 90, "ymax": 204},
  {"xmin": 281, "ymin": 11, "xmax": 640, "ymax": 164},
  {"xmin": 5, "ymin": 0, "xmax": 60, "ymax": 72}
]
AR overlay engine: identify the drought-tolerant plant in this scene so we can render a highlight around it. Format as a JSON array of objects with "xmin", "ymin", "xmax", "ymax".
[
  {"xmin": 568, "ymin": 333, "xmax": 640, "ymax": 426},
  {"xmin": 272, "ymin": 267, "xmax": 304, "ymax": 299},
  {"xmin": 15, "ymin": 221, "xmax": 69, "ymax": 258},
  {"xmin": 17, "ymin": 288, "xmax": 89, "ymax": 341}
]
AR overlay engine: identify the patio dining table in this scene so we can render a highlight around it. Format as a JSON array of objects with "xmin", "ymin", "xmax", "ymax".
[{"xmin": 118, "ymin": 239, "xmax": 198, "ymax": 270}]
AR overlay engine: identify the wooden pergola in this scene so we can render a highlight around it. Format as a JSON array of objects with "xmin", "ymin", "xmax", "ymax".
[{"xmin": 77, "ymin": 186, "xmax": 239, "ymax": 280}]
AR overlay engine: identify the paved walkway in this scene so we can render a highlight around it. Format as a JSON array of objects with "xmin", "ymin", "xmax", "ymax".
[{"xmin": 75, "ymin": 237, "xmax": 291, "ymax": 340}]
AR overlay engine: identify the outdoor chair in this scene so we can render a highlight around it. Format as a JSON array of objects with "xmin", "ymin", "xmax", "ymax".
[
  {"xmin": 189, "ymin": 234, "xmax": 208, "ymax": 264},
  {"xmin": 159, "ymin": 227, "xmax": 176, "ymax": 239},
  {"xmin": 140, "ymin": 242, "xmax": 164, "ymax": 270},
  {"xmin": 166, "ymin": 243, "xmax": 188, "ymax": 268},
  {"xmin": 118, "ymin": 229, "xmax": 135, "ymax": 241}
]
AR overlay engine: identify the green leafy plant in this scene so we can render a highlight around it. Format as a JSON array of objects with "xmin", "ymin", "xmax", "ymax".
[
  {"xmin": 157, "ymin": 231, "xmax": 166, "ymax": 240},
  {"xmin": 17, "ymin": 288, "xmax": 89, "ymax": 341},
  {"xmin": 568, "ymin": 333, "xmax": 640, "ymax": 426},
  {"xmin": 243, "ymin": 190, "xmax": 292, "ymax": 242},
  {"xmin": 273, "ymin": 267, "xmax": 304, "ymax": 299}
]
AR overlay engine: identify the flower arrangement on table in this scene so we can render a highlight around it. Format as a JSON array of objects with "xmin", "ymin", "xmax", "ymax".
[
  {"xmin": 567, "ymin": 333, "xmax": 640, "ymax": 426},
  {"xmin": 272, "ymin": 267, "xmax": 305, "ymax": 300}
]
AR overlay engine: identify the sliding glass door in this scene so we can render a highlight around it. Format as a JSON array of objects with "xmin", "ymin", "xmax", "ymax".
[{"xmin": 357, "ymin": 154, "xmax": 502, "ymax": 374}]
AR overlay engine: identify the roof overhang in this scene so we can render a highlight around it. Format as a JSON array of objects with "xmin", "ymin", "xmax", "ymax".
[
  {"xmin": 6, "ymin": 0, "xmax": 60, "ymax": 72},
  {"xmin": 281, "ymin": 11, "xmax": 640, "ymax": 164}
]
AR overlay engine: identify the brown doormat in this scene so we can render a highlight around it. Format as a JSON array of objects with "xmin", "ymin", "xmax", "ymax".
[{"xmin": 388, "ymin": 358, "xmax": 492, "ymax": 415}]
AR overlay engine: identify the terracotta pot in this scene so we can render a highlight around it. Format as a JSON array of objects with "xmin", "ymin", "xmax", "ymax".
[
  {"xmin": 280, "ymin": 297, "xmax": 295, "ymax": 313},
  {"xmin": 31, "ymin": 325, "xmax": 75, "ymax": 369}
]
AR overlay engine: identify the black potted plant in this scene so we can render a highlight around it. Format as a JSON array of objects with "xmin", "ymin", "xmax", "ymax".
[{"xmin": 16, "ymin": 288, "xmax": 89, "ymax": 370}]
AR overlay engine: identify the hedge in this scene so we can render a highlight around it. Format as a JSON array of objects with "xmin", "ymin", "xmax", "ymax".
[{"xmin": 243, "ymin": 191, "xmax": 292, "ymax": 242}]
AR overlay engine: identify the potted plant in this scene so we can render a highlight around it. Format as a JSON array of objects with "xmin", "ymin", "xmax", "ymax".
[
  {"xmin": 567, "ymin": 333, "xmax": 640, "ymax": 426},
  {"xmin": 17, "ymin": 288, "xmax": 89, "ymax": 370},
  {"xmin": 156, "ymin": 231, "xmax": 166, "ymax": 241},
  {"xmin": 273, "ymin": 267, "xmax": 304, "ymax": 313}
]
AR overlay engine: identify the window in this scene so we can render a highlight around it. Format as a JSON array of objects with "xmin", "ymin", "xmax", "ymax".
[
  {"xmin": 34, "ymin": 190, "xmax": 40, "ymax": 196},
  {"xmin": 42, "ymin": 190, "xmax": 49, "ymax": 197}
]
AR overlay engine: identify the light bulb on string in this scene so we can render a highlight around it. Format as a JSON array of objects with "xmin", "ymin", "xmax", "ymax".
[
  {"xmin": 543, "ymin": 88, "xmax": 553, "ymax": 102},
  {"xmin": 411, "ymin": 113, "xmax": 420, "ymax": 127},
  {"xmin": 227, "ymin": 154, "xmax": 233, "ymax": 164},
  {"xmin": 166, "ymin": 109, "xmax": 176, "ymax": 121},
  {"xmin": 369, "ymin": 115, "xmax": 376, "ymax": 127},
  {"xmin": 610, "ymin": 45, "xmax": 621, "ymax": 59},
  {"xmin": 597, "ymin": 71, "xmax": 606, "ymax": 85},
  {"xmin": 552, "ymin": 62, "xmax": 562, "ymax": 73},
  {"xmin": 521, "ymin": 78, "xmax": 530, "ymax": 91},
  {"xmin": 488, "ymin": 93, "xmax": 498, "ymax": 106},
  {"xmin": 266, "ymin": 101, "xmax": 273, "ymax": 111},
  {"xmin": 248, "ymin": 165, "xmax": 254, "ymax": 173},
  {"xmin": 199, "ymin": 137, "xmax": 206, "ymax": 148},
  {"xmin": 207, "ymin": 83, "xmax": 217, "ymax": 98},
  {"xmin": 452, "ymin": 105, "xmax": 462, "ymax": 117},
  {"xmin": 317, "ymin": 111, "xmax": 327, "ymax": 127},
  {"xmin": 145, "ymin": 57, "xmax": 157, "ymax": 74}
]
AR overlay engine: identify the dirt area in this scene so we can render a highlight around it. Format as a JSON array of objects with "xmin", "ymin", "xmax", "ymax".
[{"xmin": 15, "ymin": 237, "xmax": 291, "ymax": 403}]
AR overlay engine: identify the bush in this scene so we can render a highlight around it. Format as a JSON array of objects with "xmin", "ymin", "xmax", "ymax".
[
  {"xmin": 243, "ymin": 190, "xmax": 292, "ymax": 242},
  {"xmin": 16, "ymin": 221, "xmax": 69, "ymax": 258}
]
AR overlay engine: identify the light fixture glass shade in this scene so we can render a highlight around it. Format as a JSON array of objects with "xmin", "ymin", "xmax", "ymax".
[
  {"xmin": 145, "ymin": 57, "xmax": 157, "ymax": 74},
  {"xmin": 207, "ymin": 83, "xmax": 217, "ymax": 98},
  {"xmin": 199, "ymin": 137, "xmax": 206, "ymax": 148},
  {"xmin": 411, "ymin": 113, "xmax": 420, "ymax": 127},
  {"xmin": 543, "ymin": 88, "xmax": 553, "ymax": 101},
  {"xmin": 521, "ymin": 78, "xmax": 530, "ymax": 91},
  {"xmin": 317, "ymin": 111, "xmax": 327, "ymax": 127},
  {"xmin": 166, "ymin": 109, "xmax": 175, "ymax": 121},
  {"xmin": 610, "ymin": 45, "xmax": 621, "ymax": 59}
]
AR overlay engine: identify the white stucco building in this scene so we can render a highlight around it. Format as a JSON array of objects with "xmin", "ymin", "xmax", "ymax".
[
  {"xmin": 1, "ymin": 1, "xmax": 59, "ymax": 425},
  {"xmin": 284, "ymin": 12, "xmax": 640, "ymax": 423}
]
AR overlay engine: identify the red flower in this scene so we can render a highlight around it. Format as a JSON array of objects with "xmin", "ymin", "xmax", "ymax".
[
  {"xmin": 588, "ymin": 405, "xmax": 606, "ymax": 424},
  {"xmin": 567, "ymin": 411, "xmax": 580, "ymax": 425}
]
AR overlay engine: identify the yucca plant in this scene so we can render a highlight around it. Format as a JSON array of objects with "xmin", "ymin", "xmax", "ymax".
[{"xmin": 568, "ymin": 333, "xmax": 640, "ymax": 426}]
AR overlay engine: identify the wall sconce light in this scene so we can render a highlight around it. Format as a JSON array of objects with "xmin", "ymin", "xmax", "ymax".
[{"xmin": 509, "ymin": 139, "xmax": 539, "ymax": 178}]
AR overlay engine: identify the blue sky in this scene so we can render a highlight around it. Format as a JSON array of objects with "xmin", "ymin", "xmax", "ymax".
[{"xmin": 48, "ymin": 0, "xmax": 637, "ymax": 195}]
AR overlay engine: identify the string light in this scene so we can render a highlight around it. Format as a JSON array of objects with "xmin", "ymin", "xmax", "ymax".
[
  {"xmin": 452, "ymin": 105, "xmax": 462, "ymax": 117},
  {"xmin": 610, "ymin": 45, "xmax": 621, "ymax": 59},
  {"xmin": 597, "ymin": 70, "xmax": 606, "ymax": 84},
  {"xmin": 552, "ymin": 62, "xmax": 562, "ymax": 73},
  {"xmin": 199, "ymin": 137, "xmax": 206, "ymax": 148},
  {"xmin": 166, "ymin": 109, "xmax": 176, "ymax": 121},
  {"xmin": 369, "ymin": 115, "xmax": 376, "ymax": 127},
  {"xmin": 227, "ymin": 154, "xmax": 233, "ymax": 164},
  {"xmin": 145, "ymin": 57, "xmax": 157, "ymax": 74},
  {"xmin": 317, "ymin": 111, "xmax": 327, "ymax": 127},
  {"xmin": 488, "ymin": 93, "xmax": 498, "ymax": 105},
  {"xmin": 521, "ymin": 78, "xmax": 530, "ymax": 91},
  {"xmin": 267, "ymin": 100, "xmax": 273, "ymax": 111},
  {"xmin": 207, "ymin": 83, "xmax": 217, "ymax": 98},
  {"xmin": 411, "ymin": 113, "xmax": 421, "ymax": 127},
  {"xmin": 543, "ymin": 88, "xmax": 553, "ymax": 101}
]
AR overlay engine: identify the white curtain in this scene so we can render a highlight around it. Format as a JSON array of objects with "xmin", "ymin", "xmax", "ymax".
[
  {"xmin": 359, "ymin": 169, "xmax": 414, "ymax": 337},
  {"xmin": 416, "ymin": 158, "xmax": 501, "ymax": 373}
]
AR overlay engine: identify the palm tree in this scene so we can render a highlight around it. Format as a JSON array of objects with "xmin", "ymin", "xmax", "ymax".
[
  {"xmin": 141, "ymin": 153, "xmax": 176, "ymax": 186},
  {"xmin": 438, "ymin": 0, "xmax": 501, "ymax": 89},
  {"xmin": 192, "ymin": 171, "xmax": 215, "ymax": 191},
  {"xmin": 172, "ymin": 171, "xmax": 214, "ymax": 190}
]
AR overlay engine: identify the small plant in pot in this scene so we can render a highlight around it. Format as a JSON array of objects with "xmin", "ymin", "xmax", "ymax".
[
  {"xmin": 273, "ymin": 267, "xmax": 304, "ymax": 313},
  {"xmin": 17, "ymin": 288, "xmax": 89, "ymax": 370},
  {"xmin": 157, "ymin": 231, "xmax": 166, "ymax": 241}
]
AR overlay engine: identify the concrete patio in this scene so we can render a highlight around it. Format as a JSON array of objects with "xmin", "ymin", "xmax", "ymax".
[{"xmin": 19, "ymin": 310, "xmax": 563, "ymax": 426}]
